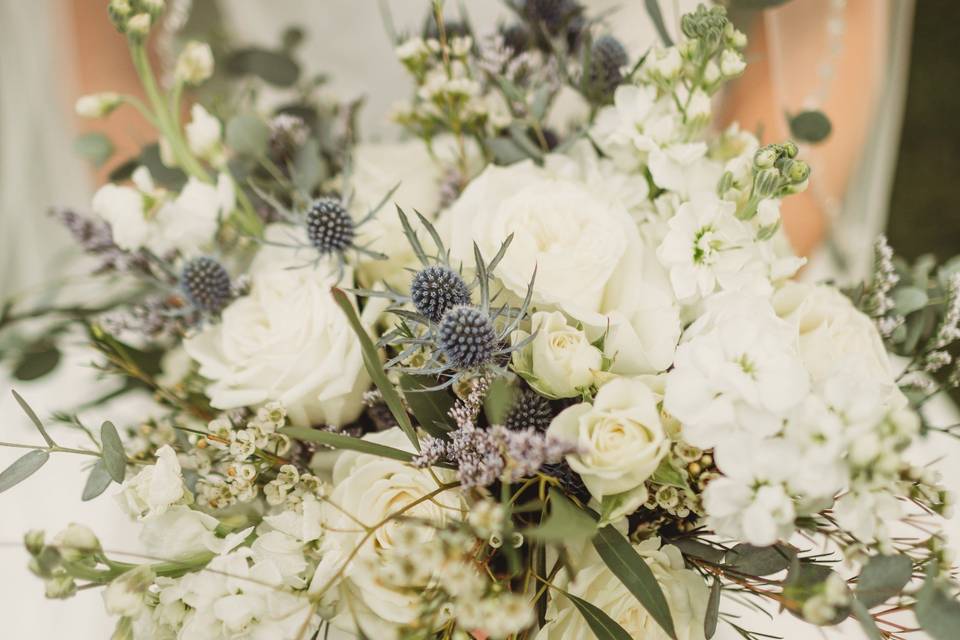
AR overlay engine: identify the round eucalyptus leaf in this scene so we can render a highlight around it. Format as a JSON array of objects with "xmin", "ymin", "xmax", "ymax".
[
  {"xmin": 73, "ymin": 132, "xmax": 115, "ymax": 167},
  {"xmin": 13, "ymin": 343, "xmax": 61, "ymax": 381},
  {"xmin": 789, "ymin": 110, "xmax": 833, "ymax": 144},
  {"xmin": 226, "ymin": 113, "xmax": 271, "ymax": 157},
  {"xmin": 225, "ymin": 48, "xmax": 300, "ymax": 87}
]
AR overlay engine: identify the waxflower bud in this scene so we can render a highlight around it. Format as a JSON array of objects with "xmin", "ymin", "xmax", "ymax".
[
  {"xmin": 785, "ymin": 159, "xmax": 811, "ymax": 184},
  {"xmin": 754, "ymin": 146, "xmax": 778, "ymax": 169},
  {"xmin": 126, "ymin": 13, "xmax": 152, "ymax": 40},
  {"xmin": 782, "ymin": 140, "xmax": 799, "ymax": 158},
  {"xmin": 75, "ymin": 92, "xmax": 122, "ymax": 118},
  {"xmin": 175, "ymin": 41, "xmax": 214, "ymax": 85}
]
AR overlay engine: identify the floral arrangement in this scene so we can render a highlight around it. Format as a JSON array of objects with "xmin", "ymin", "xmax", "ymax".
[{"xmin": 4, "ymin": 1, "xmax": 960, "ymax": 639}]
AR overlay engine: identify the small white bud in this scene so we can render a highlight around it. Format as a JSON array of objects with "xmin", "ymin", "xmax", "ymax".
[
  {"xmin": 720, "ymin": 49, "xmax": 746, "ymax": 77},
  {"xmin": 174, "ymin": 41, "xmax": 214, "ymax": 85},
  {"xmin": 126, "ymin": 13, "xmax": 152, "ymax": 39},
  {"xmin": 53, "ymin": 523, "xmax": 100, "ymax": 561},
  {"xmin": 75, "ymin": 92, "xmax": 122, "ymax": 118}
]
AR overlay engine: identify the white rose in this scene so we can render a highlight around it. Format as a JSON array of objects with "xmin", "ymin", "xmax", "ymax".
[
  {"xmin": 185, "ymin": 104, "xmax": 224, "ymax": 166},
  {"xmin": 537, "ymin": 538, "xmax": 709, "ymax": 640},
  {"xmin": 773, "ymin": 282, "xmax": 896, "ymax": 389},
  {"xmin": 119, "ymin": 445, "xmax": 187, "ymax": 520},
  {"xmin": 313, "ymin": 427, "xmax": 463, "ymax": 638},
  {"xmin": 348, "ymin": 139, "xmax": 450, "ymax": 288},
  {"xmin": 547, "ymin": 377, "xmax": 669, "ymax": 502},
  {"xmin": 175, "ymin": 41, "xmax": 214, "ymax": 85},
  {"xmin": 512, "ymin": 311, "xmax": 602, "ymax": 398},
  {"xmin": 184, "ymin": 225, "xmax": 376, "ymax": 427}
]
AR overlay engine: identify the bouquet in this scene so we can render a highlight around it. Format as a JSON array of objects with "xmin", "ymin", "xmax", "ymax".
[{"xmin": 4, "ymin": 1, "xmax": 960, "ymax": 638}]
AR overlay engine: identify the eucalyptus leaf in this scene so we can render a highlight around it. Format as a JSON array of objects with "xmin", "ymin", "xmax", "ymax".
[
  {"xmin": 788, "ymin": 110, "xmax": 833, "ymax": 144},
  {"xmin": 82, "ymin": 460, "xmax": 113, "ymax": 501},
  {"xmin": 563, "ymin": 590, "xmax": 633, "ymax": 639},
  {"xmin": 12, "ymin": 342, "xmax": 61, "ymax": 382},
  {"xmin": 508, "ymin": 121, "xmax": 544, "ymax": 161},
  {"xmin": 856, "ymin": 554, "xmax": 913, "ymax": 609},
  {"xmin": 331, "ymin": 289, "xmax": 419, "ymax": 450},
  {"xmin": 705, "ymin": 578, "xmax": 721, "ymax": 639},
  {"xmin": 892, "ymin": 286, "xmax": 928, "ymax": 316},
  {"xmin": 487, "ymin": 136, "xmax": 528, "ymax": 166},
  {"xmin": 592, "ymin": 525, "xmax": 678, "ymax": 639},
  {"xmin": 644, "ymin": 0, "xmax": 674, "ymax": 46},
  {"xmin": 226, "ymin": 113, "xmax": 270, "ymax": 157},
  {"xmin": 279, "ymin": 427, "xmax": 414, "ymax": 463},
  {"xmin": 100, "ymin": 421, "xmax": 126, "ymax": 483},
  {"xmin": 671, "ymin": 538, "xmax": 725, "ymax": 564},
  {"xmin": 73, "ymin": 132, "xmax": 114, "ymax": 167},
  {"xmin": 483, "ymin": 376, "xmax": 517, "ymax": 425},
  {"xmin": 725, "ymin": 543, "xmax": 793, "ymax": 577},
  {"xmin": 915, "ymin": 565, "xmax": 960, "ymax": 640},
  {"xmin": 524, "ymin": 488, "xmax": 597, "ymax": 542},
  {"xmin": 292, "ymin": 139, "xmax": 324, "ymax": 193},
  {"xmin": 12, "ymin": 390, "xmax": 55, "ymax": 447},
  {"xmin": 850, "ymin": 598, "xmax": 883, "ymax": 640},
  {"xmin": 225, "ymin": 48, "xmax": 300, "ymax": 87},
  {"xmin": 399, "ymin": 374, "xmax": 454, "ymax": 438},
  {"xmin": 0, "ymin": 449, "xmax": 49, "ymax": 493}
]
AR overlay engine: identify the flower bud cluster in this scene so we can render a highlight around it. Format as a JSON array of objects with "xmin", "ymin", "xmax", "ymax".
[
  {"xmin": 25, "ymin": 525, "xmax": 103, "ymax": 600},
  {"xmin": 108, "ymin": 0, "xmax": 163, "ymax": 40}
]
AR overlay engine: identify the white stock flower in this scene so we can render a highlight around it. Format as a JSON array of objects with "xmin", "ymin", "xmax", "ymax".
[
  {"xmin": 175, "ymin": 41, "xmax": 214, "ymax": 85},
  {"xmin": 537, "ymin": 539, "xmax": 709, "ymax": 640},
  {"xmin": 591, "ymin": 84, "xmax": 681, "ymax": 171},
  {"xmin": 92, "ymin": 177, "xmax": 150, "ymax": 251},
  {"xmin": 647, "ymin": 142, "xmax": 722, "ymax": 198},
  {"xmin": 139, "ymin": 506, "xmax": 251, "ymax": 560},
  {"xmin": 185, "ymin": 104, "xmax": 224, "ymax": 166},
  {"xmin": 119, "ymin": 445, "xmax": 188, "ymax": 520},
  {"xmin": 548, "ymin": 377, "xmax": 669, "ymax": 502},
  {"xmin": 184, "ymin": 226, "xmax": 377, "ymax": 427},
  {"xmin": 313, "ymin": 427, "xmax": 463, "ymax": 638},
  {"xmin": 664, "ymin": 293, "xmax": 810, "ymax": 448},
  {"xmin": 511, "ymin": 311, "xmax": 602, "ymax": 398},
  {"xmin": 656, "ymin": 193, "xmax": 767, "ymax": 301}
]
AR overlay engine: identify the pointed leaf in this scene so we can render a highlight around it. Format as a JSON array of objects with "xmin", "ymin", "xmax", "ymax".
[
  {"xmin": 851, "ymin": 598, "xmax": 883, "ymax": 640},
  {"xmin": 82, "ymin": 460, "xmax": 113, "ymax": 501},
  {"xmin": 705, "ymin": 578, "xmax": 721, "ymax": 638},
  {"xmin": 100, "ymin": 421, "xmax": 126, "ymax": 483},
  {"xmin": 564, "ymin": 590, "xmax": 633, "ymax": 640},
  {"xmin": 0, "ymin": 449, "xmax": 49, "ymax": 493},
  {"xmin": 645, "ymin": 0, "xmax": 674, "ymax": 46},
  {"xmin": 524, "ymin": 488, "xmax": 598, "ymax": 542},
  {"xmin": 12, "ymin": 390, "xmax": 55, "ymax": 447},
  {"xmin": 399, "ymin": 374, "xmax": 454, "ymax": 438},
  {"xmin": 592, "ymin": 525, "xmax": 677, "ymax": 639},
  {"xmin": 331, "ymin": 288, "xmax": 419, "ymax": 450},
  {"xmin": 280, "ymin": 427, "xmax": 415, "ymax": 463}
]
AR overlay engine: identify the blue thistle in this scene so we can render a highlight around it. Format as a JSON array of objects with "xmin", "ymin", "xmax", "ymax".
[
  {"xmin": 587, "ymin": 35, "xmax": 628, "ymax": 102},
  {"xmin": 179, "ymin": 257, "xmax": 232, "ymax": 314},
  {"xmin": 438, "ymin": 305, "xmax": 498, "ymax": 369},
  {"xmin": 305, "ymin": 197, "xmax": 354, "ymax": 255},
  {"xmin": 411, "ymin": 265, "xmax": 471, "ymax": 323},
  {"xmin": 504, "ymin": 389, "xmax": 553, "ymax": 431}
]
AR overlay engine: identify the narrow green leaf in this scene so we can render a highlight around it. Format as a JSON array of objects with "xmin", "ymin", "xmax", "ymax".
[
  {"xmin": 82, "ymin": 460, "xmax": 113, "ymax": 501},
  {"xmin": 331, "ymin": 288, "xmax": 419, "ymax": 450},
  {"xmin": 12, "ymin": 390, "xmax": 55, "ymax": 447},
  {"xmin": 0, "ymin": 449, "xmax": 49, "ymax": 493},
  {"xmin": 705, "ymin": 578, "xmax": 721, "ymax": 638},
  {"xmin": 279, "ymin": 427, "xmax": 414, "ymax": 463},
  {"xmin": 856, "ymin": 554, "xmax": 913, "ymax": 609},
  {"xmin": 487, "ymin": 136, "xmax": 528, "ymax": 166},
  {"xmin": 564, "ymin": 590, "xmax": 633, "ymax": 640},
  {"xmin": 100, "ymin": 421, "xmax": 126, "ymax": 483},
  {"xmin": 725, "ymin": 543, "xmax": 794, "ymax": 577},
  {"xmin": 592, "ymin": 525, "xmax": 677, "ymax": 639},
  {"xmin": 851, "ymin": 598, "xmax": 883, "ymax": 640},
  {"xmin": 399, "ymin": 374, "xmax": 454, "ymax": 438},
  {"xmin": 915, "ymin": 564, "xmax": 960, "ymax": 640},
  {"xmin": 508, "ymin": 121, "xmax": 544, "ymax": 162},
  {"xmin": 644, "ymin": 0, "xmax": 674, "ymax": 46},
  {"xmin": 524, "ymin": 488, "xmax": 598, "ymax": 542}
]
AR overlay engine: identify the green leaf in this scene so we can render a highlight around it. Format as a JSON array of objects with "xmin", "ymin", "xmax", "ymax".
[
  {"xmin": 82, "ymin": 460, "xmax": 113, "ymax": 501},
  {"xmin": 705, "ymin": 578, "xmax": 721, "ymax": 639},
  {"xmin": 508, "ymin": 121, "xmax": 544, "ymax": 161},
  {"xmin": 530, "ymin": 85, "xmax": 552, "ymax": 121},
  {"xmin": 644, "ymin": 0, "xmax": 675, "ymax": 46},
  {"xmin": 851, "ymin": 598, "xmax": 883, "ymax": 640},
  {"xmin": 725, "ymin": 543, "xmax": 794, "ymax": 577},
  {"xmin": 483, "ymin": 376, "xmax": 517, "ymax": 425},
  {"xmin": 856, "ymin": 554, "xmax": 913, "ymax": 609},
  {"xmin": 564, "ymin": 590, "xmax": 634, "ymax": 640},
  {"xmin": 224, "ymin": 48, "xmax": 301, "ymax": 87},
  {"xmin": 0, "ymin": 449, "xmax": 49, "ymax": 493},
  {"xmin": 487, "ymin": 136, "xmax": 528, "ymax": 166},
  {"xmin": 12, "ymin": 390, "xmax": 55, "ymax": 447},
  {"xmin": 399, "ymin": 374, "xmax": 454, "ymax": 438},
  {"xmin": 12, "ymin": 341, "xmax": 61, "ymax": 381},
  {"xmin": 788, "ymin": 110, "xmax": 833, "ymax": 144},
  {"xmin": 651, "ymin": 457, "xmax": 688, "ymax": 489},
  {"xmin": 732, "ymin": 0, "xmax": 795, "ymax": 9},
  {"xmin": 783, "ymin": 563, "xmax": 849, "ymax": 624},
  {"xmin": 73, "ymin": 132, "xmax": 114, "ymax": 167},
  {"xmin": 138, "ymin": 144, "xmax": 187, "ymax": 190},
  {"xmin": 279, "ymin": 427, "xmax": 415, "ymax": 463},
  {"xmin": 226, "ymin": 113, "xmax": 270, "ymax": 157},
  {"xmin": 915, "ymin": 564, "xmax": 960, "ymax": 640},
  {"xmin": 331, "ymin": 289, "xmax": 419, "ymax": 450},
  {"xmin": 292, "ymin": 139, "xmax": 324, "ymax": 193},
  {"xmin": 100, "ymin": 421, "xmax": 126, "ymax": 483},
  {"xmin": 592, "ymin": 525, "xmax": 677, "ymax": 639},
  {"xmin": 524, "ymin": 488, "xmax": 598, "ymax": 542},
  {"xmin": 892, "ymin": 286, "xmax": 928, "ymax": 316},
  {"xmin": 672, "ymin": 538, "xmax": 725, "ymax": 564}
]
